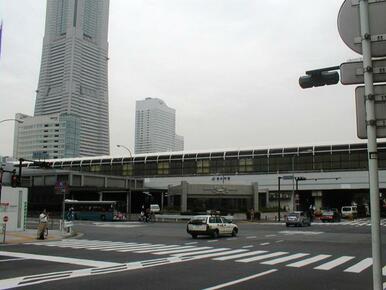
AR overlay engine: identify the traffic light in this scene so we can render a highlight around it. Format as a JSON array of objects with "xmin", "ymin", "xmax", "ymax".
[
  {"xmin": 299, "ymin": 66, "xmax": 340, "ymax": 89},
  {"xmin": 11, "ymin": 170, "xmax": 18, "ymax": 187}
]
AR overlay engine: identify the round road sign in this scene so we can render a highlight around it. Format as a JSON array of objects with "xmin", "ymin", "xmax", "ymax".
[
  {"xmin": 3, "ymin": 216, "xmax": 8, "ymax": 223},
  {"xmin": 338, "ymin": 0, "xmax": 386, "ymax": 57}
]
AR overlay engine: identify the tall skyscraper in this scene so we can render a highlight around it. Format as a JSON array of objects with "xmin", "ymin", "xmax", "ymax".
[
  {"xmin": 34, "ymin": 0, "xmax": 110, "ymax": 157},
  {"xmin": 135, "ymin": 98, "xmax": 184, "ymax": 154}
]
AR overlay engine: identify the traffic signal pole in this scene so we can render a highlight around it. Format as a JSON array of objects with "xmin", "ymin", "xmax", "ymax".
[{"xmin": 359, "ymin": 1, "xmax": 383, "ymax": 289}]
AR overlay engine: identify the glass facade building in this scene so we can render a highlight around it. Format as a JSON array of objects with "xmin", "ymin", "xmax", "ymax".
[{"xmin": 34, "ymin": 0, "xmax": 110, "ymax": 157}]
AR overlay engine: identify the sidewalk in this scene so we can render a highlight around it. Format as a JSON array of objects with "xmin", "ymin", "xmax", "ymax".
[{"xmin": 1, "ymin": 229, "xmax": 73, "ymax": 245}]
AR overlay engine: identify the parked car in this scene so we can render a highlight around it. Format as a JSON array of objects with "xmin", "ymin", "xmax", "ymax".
[
  {"xmin": 285, "ymin": 211, "xmax": 311, "ymax": 227},
  {"xmin": 186, "ymin": 215, "xmax": 238, "ymax": 239},
  {"xmin": 341, "ymin": 206, "xmax": 358, "ymax": 219},
  {"xmin": 150, "ymin": 204, "xmax": 160, "ymax": 214},
  {"xmin": 320, "ymin": 208, "xmax": 341, "ymax": 223}
]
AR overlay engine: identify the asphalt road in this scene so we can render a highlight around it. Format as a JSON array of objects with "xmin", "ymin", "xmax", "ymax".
[{"xmin": 1, "ymin": 219, "xmax": 386, "ymax": 290}]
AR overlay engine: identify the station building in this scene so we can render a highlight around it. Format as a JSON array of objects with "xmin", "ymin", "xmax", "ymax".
[{"xmin": 11, "ymin": 141, "xmax": 386, "ymax": 215}]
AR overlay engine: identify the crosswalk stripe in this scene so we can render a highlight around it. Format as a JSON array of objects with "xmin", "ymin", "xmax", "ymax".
[
  {"xmin": 286, "ymin": 255, "xmax": 331, "ymax": 268},
  {"xmin": 132, "ymin": 245, "xmax": 197, "ymax": 253},
  {"xmin": 314, "ymin": 256, "xmax": 355, "ymax": 270},
  {"xmin": 213, "ymin": 250, "xmax": 267, "ymax": 261},
  {"xmin": 101, "ymin": 244, "xmax": 169, "ymax": 252},
  {"xmin": 261, "ymin": 253, "xmax": 309, "ymax": 265},
  {"xmin": 173, "ymin": 248, "xmax": 230, "ymax": 257},
  {"xmin": 117, "ymin": 245, "xmax": 181, "ymax": 253},
  {"xmin": 87, "ymin": 243, "xmax": 162, "ymax": 250},
  {"xmin": 185, "ymin": 249, "xmax": 248, "ymax": 260},
  {"xmin": 236, "ymin": 252, "xmax": 288, "ymax": 263},
  {"xmin": 153, "ymin": 247, "xmax": 212, "ymax": 255},
  {"xmin": 344, "ymin": 258, "xmax": 373, "ymax": 273},
  {"xmin": 134, "ymin": 245, "xmax": 182, "ymax": 253},
  {"xmin": 88, "ymin": 243, "xmax": 154, "ymax": 250}
]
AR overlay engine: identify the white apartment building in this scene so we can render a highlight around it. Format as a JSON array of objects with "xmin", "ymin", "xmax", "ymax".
[
  {"xmin": 13, "ymin": 113, "xmax": 80, "ymax": 160},
  {"xmin": 34, "ymin": 0, "xmax": 110, "ymax": 157},
  {"xmin": 135, "ymin": 98, "xmax": 184, "ymax": 154}
]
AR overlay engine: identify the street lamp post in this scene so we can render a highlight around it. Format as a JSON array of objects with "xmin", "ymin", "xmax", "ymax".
[
  {"xmin": 116, "ymin": 145, "xmax": 133, "ymax": 220},
  {"xmin": 116, "ymin": 144, "xmax": 133, "ymax": 157},
  {"xmin": 277, "ymin": 176, "xmax": 282, "ymax": 221},
  {"xmin": 0, "ymin": 119, "xmax": 23, "ymax": 125}
]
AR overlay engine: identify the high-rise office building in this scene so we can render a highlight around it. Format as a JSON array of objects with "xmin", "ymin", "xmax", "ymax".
[
  {"xmin": 135, "ymin": 98, "xmax": 184, "ymax": 154},
  {"xmin": 34, "ymin": 0, "xmax": 110, "ymax": 156},
  {"xmin": 13, "ymin": 113, "xmax": 80, "ymax": 160}
]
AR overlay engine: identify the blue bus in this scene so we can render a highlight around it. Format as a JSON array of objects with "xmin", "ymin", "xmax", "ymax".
[{"xmin": 64, "ymin": 200, "xmax": 125, "ymax": 221}]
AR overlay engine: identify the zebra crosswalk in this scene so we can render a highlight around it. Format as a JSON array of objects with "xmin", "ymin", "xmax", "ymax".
[{"xmin": 27, "ymin": 239, "xmax": 385, "ymax": 275}]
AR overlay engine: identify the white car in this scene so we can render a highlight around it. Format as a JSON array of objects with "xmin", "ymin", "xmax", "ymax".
[
  {"xmin": 341, "ymin": 206, "xmax": 357, "ymax": 219},
  {"xmin": 186, "ymin": 215, "xmax": 238, "ymax": 239},
  {"xmin": 150, "ymin": 204, "xmax": 160, "ymax": 214}
]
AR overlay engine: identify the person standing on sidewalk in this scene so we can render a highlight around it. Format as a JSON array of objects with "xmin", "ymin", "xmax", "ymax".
[{"xmin": 37, "ymin": 209, "xmax": 48, "ymax": 240}]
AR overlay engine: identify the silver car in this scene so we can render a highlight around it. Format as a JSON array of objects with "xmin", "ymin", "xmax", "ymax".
[{"xmin": 285, "ymin": 211, "xmax": 311, "ymax": 227}]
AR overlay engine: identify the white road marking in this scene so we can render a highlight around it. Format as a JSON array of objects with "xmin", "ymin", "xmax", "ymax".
[
  {"xmin": 118, "ymin": 245, "xmax": 190, "ymax": 253},
  {"xmin": 275, "ymin": 240, "xmax": 284, "ymax": 243},
  {"xmin": 245, "ymin": 236, "xmax": 256, "ymax": 239},
  {"xmin": 184, "ymin": 242, "xmax": 198, "ymax": 245},
  {"xmin": 0, "ymin": 251, "xmax": 120, "ymax": 268},
  {"xmin": 344, "ymin": 258, "xmax": 373, "ymax": 273},
  {"xmin": 260, "ymin": 242, "xmax": 270, "ymax": 246},
  {"xmin": 213, "ymin": 250, "xmax": 267, "ymax": 261},
  {"xmin": 201, "ymin": 269, "xmax": 278, "ymax": 290},
  {"xmin": 286, "ymin": 254, "xmax": 331, "ymax": 268},
  {"xmin": 242, "ymin": 245, "xmax": 253, "ymax": 248},
  {"xmin": 183, "ymin": 249, "xmax": 248, "ymax": 260},
  {"xmin": 261, "ymin": 253, "xmax": 309, "ymax": 265},
  {"xmin": 265, "ymin": 234, "xmax": 277, "ymax": 237},
  {"xmin": 236, "ymin": 252, "xmax": 288, "ymax": 263},
  {"xmin": 173, "ymin": 248, "xmax": 230, "ymax": 257},
  {"xmin": 279, "ymin": 231, "xmax": 323, "ymax": 235},
  {"xmin": 0, "ymin": 256, "xmax": 187, "ymax": 289},
  {"xmin": 314, "ymin": 256, "xmax": 355, "ymax": 270},
  {"xmin": 134, "ymin": 245, "xmax": 181, "ymax": 253},
  {"xmin": 0, "ymin": 258, "xmax": 27, "ymax": 263},
  {"xmin": 207, "ymin": 240, "xmax": 218, "ymax": 243},
  {"xmin": 153, "ymin": 247, "xmax": 212, "ymax": 255}
]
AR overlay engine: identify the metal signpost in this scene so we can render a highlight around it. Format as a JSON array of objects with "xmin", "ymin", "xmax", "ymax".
[{"xmin": 338, "ymin": 1, "xmax": 386, "ymax": 289}]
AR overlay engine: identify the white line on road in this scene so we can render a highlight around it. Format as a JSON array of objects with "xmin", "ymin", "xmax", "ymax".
[
  {"xmin": 0, "ymin": 251, "xmax": 120, "ymax": 268},
  {"xmin": 173, "ymin": 248, "xmax": 230, "ymax": 257},
  {"xmin": 207, "ymin": 240, "xmax": 218, "ymax": 243},
  {"xmin": 153, "ymin": 247, "xmax": 212, "ymax": 255},
  {"xmin": 314, "ymin": 256, "xmax": 355, "ymax": 270},
  {"xmin": 183, "ymin": 249, "xmax": 248, "ymax": 260},
  {"xmin": 201, "ymin": 269, "xmax": 278, "ymax": 290},
  {"xmin": 286, "ymin": 254, "xmax": 331, "ymax": 268},
  {"xmin": 260, "ymin": 242, "xmax": 270, "ymax": 246},
  {"xmin": 213, "ymin": 250, "xmax": 267, "ymax": 261},
  {"xmin": 344, "ymin": 258, "xmax": 373, "ymax": 273},
  {"xmin": 184, "ymin": 242, "xmax": 198, "ymax": 245},
  {"xmin": 245, "ymin": 236, "xmax": 256, "ymax": 239},
  {"xmin": 0, "ymin": 258, "xmax": 27, "ymax": 263},
  {"xmin": 236, "ymin": 252, "xmax": 288, "ymax": 263},
  {"xmin": 241, "ymin": 245, "xmax": 254, "ymax": 248},
  {"xmin": 261, "ymin": 253, "xmax": 309, "ymax": 265},
  {"xmin": 279, "ymin": 231, "xmax": 323, "ymax": 235},
  {"xmin": 265, "ymin": 234, "xmax": 277, "ymax": 237}
]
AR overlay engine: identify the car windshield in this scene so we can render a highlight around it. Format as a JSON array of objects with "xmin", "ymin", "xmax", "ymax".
[
  {"xmin": 288, "ymin": 213, "xmax": 299, "ymax": 218},
  {"xmin": 342, "ymin": 207, "xmax": 351, "ymax": 212}
]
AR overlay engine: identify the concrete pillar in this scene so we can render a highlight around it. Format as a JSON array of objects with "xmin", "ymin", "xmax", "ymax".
[
  {"xmin": 99, "ymin": 192, "xmax": 103, "ymax": 201},
  {"xmin": 313, "ymin": 191, "xmax": 323, "ymax": 210},
  {"xmin": 252, "ymin": 182, "xmax": 259, "ymax": 211},
  {"xmin": 181, "ymin": 181, "xmax": 188, "ymax": 212}
]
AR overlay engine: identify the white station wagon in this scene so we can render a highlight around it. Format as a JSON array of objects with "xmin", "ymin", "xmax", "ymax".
[{"xmin": 186, "ymin": 215, "xmax": 238, "ymax": 239}]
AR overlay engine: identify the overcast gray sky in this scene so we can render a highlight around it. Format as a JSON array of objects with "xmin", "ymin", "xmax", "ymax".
[{"xmin": 0, "ymin": 0, "xmax": 369, "ymax": 157}]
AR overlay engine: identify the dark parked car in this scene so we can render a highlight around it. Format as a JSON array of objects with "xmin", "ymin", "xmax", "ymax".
[
  {"xmin": 285, "ymin": 211, "xmax": 311, "ymax": 227},
  {"xmin": 320, "ymin": 209, "xmax": 341, "ymax": 223}
]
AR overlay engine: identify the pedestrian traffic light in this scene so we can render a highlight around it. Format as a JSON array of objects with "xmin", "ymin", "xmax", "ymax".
[{"xmin": 299, "ymin": 66, "xmax": 340, "ymax": 89}]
